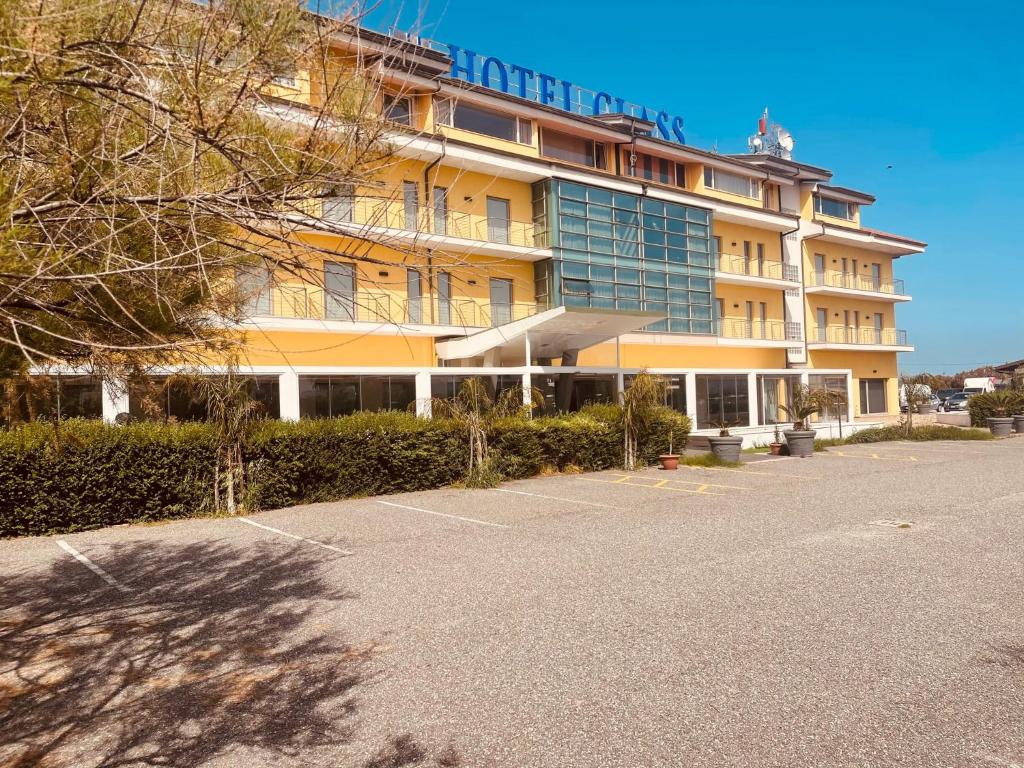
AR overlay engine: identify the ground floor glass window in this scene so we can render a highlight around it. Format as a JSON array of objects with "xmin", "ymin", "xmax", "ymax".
[
  {"xmin": 695, "ymin": 374, "xmax": 749, "ymax": 429},
  {"xmin": 299, "ymin": 375, "xmax": 415, "ymax": 418}
]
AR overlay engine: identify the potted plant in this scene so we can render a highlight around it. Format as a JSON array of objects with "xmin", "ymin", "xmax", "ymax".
[
  {"xmin": 1014, "ymin": 413, "xmax": 1024, "ymax": 434},
  {"xmin": 779, "ymin": 384, "xmax": 822, "ymax": 458},
  {"xmin": 659, "ymin": 429, "xmax": 680, "ymax": 470},
  {"xmin": 768, "ymin": 423, "xmax": 784, "ymax": 456},
  {"xmin": 708, "ymin": 424, "xmax": 743, "ymax": 462}
]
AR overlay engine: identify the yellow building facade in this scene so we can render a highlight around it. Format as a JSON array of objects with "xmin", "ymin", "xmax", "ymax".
[{"xmin": 96, "ymin": 27, "xmax": 926, "ymax": 444}]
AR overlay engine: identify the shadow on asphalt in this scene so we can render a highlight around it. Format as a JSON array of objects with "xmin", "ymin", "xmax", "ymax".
[{"xmin": 0, "ymin": 539, "xmax": 373, "ymax": 767}]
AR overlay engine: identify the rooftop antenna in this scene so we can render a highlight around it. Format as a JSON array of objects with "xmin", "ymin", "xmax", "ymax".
[{"xmin": 748, "ymin": 108, "xmax": 794, "ymax": 160}]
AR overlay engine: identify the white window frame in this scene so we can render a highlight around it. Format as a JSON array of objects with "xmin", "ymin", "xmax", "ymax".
[
  {"xmin": 434, "ymin": 97, "xmax": 532, "ymax": 145},
  {"xmin": 814, "ymin": 195, "xmax": 856, "ymax": 221},
  {"xmin": 383, "ymin": 93, "xmax": 413, "ymax": 126}
]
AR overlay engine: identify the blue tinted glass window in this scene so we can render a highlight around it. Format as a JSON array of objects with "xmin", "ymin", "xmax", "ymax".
[
  {"xmin": 588, "ymin": 204, "xmax": 612, "ymax": 222},
  {"xmin": 614, "ymin": 209, "xmax": 640, "ymax": 225},
  {"xmin": 642, "ymin": 214, "xmax": 665, "ymax": 231},
  {"xmin": 561, "ymin": 215, "xmax": 587, "ymax": 234},
  {"xmin": 617, "ymin": 299, "xmax": 641, "ymax": 311},
  {"xmin": 642, "ymin": 199, "xmax": 664, "ymax": 215},
  {"xmin": 665, "ymin": 203, "xmax": 687, "ymax": 220},
  {"xmin": 560, "ymin": 182, "xmax": 587, "ymax": 201},
  {"xmin": 588, "ymin": 219, "xmax": 613, "ymax": 238},
  {"xmin": 562, "ymin": 261, "xmax": 589, "ymax": 279},
  {"xmin": 587, "ymin": 187, "xmax": 613, "ymax": 205},
  {"xmin": 616, "ymin": 284, "xmax": 641, "ymax": 299},
  {"xmin": 667, "ymin": 248, "xmax": 688, "ymax": 264},
  {"xmin": 563, "ymin": 233, "xmax": 589, "ymax": 250},
  {"xmin": 613, "ymin": 192, "xmax": 638, "ymax": 210},
  {"xmin": 591, "ymin": 265, "xmax": 615, "ymax": 281},
  {"xmin": 614, "ymin": 239, "xmax": 639, "ymax": 257},
  {"xmin": 559, "ymin": 199, "xmax": 586, "ymax": 216},
  {"xmin": 590, "ymin": 252, "xmax": 615, "ymax": 265},
  {"xmin": 644, "ymin": 245, "xmax": 666, "ymax": 261},
  {"xmin": 644, "ymin": 271, "xmax": 667, "ymax": 287}
]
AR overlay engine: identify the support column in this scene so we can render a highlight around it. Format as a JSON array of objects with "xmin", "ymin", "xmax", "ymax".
[
  {"xmin": 279, "ymin": 371, "xmax": 300, "ymax": 421},
  {"xmin": 846, "ymin": 372, "xmax": 855, "ymax": 421},
  {"xmin": 684, "ymin": 373, "xmax": 699, "ymax": 427},
  {"xmin": 415, "ymin": 371, "xmax": 432, "ymax": 417},
  {"xmin": 101, "ymin": 377, "xmax": 129, "ymax": 423},
  {"xmin": 746, "ymin": 371, "xmax": 759, "ymax": 428},
  {"xmin": 522, "ymin": 333, "xmax": 533, "ymax": 413},
  {"xmin": 615, "ymin": 337, "xmax": 624, "ymax": 402}
]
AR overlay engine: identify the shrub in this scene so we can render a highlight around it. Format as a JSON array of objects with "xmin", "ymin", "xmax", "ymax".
[
  {"xmin": 0, "ymin": 420, "xmax": 218, "ymax": 537},
  {"xmin": 967, "ymin": 390, "xmax": 1024, "ymax": 426},
  {"xmin": 843, "ymin": 425, "xmax": 993, "ymax": 443},
  {"xmin": 0, "ymin": 406, "xmax": 693, "ymax": 537}
]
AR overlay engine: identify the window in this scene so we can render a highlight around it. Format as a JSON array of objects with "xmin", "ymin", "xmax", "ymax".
[
  {"xmin": 402, "ymin": 181, "xmax": 419, "ymax": 230},
  {"xmin": 629, "ymin": 152, "xmax": 675, "ymax": 185},
  {"xmin": 696, "ymin": 374, "xmax": 749, "ymax": 429},
  {"xmin": 324, "ymin": 261, "xmax": 355, "ymax": 320},
  {"xmin": 814, "ymin": 195, "xmax": 856, "ymax": 220},
  {"xmin": 298, "ymin": 376, "xmax": 415, "ymax": 418},
  {"xmin": 272, "ymin": 72, "xmax": 297, "ymax": 88},
  {"xmin": 486, "ymin": 197, "xmax": 510, "ymax": 244},
  {"xmin": 407, "ymin": 269, "xmax": 423, "ymax": 323},
  {"xmin": 323, "ymin": 184, "xmax": 353, "ymax": 223},
  {"xmin": 130, "ymin": 377, "xmax": 279, "ymax": 422},
  {"xmin": 432, "ymin": 186, "xmax": 448, "ymax": 235},
  {"xmin": 236, "ymin": 265, "xmax": 273, "ymax": 317},
  {"xmin": 436, "ymin": 98, "xmax": 531, "ymax": 144},
  {"xmin": 383, "ymin": 93, "xmax": 412, "ymax": 126},
  {"xmin": 489, "ymin": 278, "xmax": 513, "ymax": 326},
  {"xmin": 437, "ymin": 271, "xmax": 452, "ymax": 325},
  {"xmin": 674, "ymin": 163, "xmax": 687, "ymax": 188},
  {"xmin": 541, "ymin": 128, "xmax": 605, "ymax": 169},
  {"xmin": 859, "ymin": 379, "xmax": 887, "ymax": 415},
  {"xmin": 703, "ymin": 166, "xmax": 760, "ymax": 199}
]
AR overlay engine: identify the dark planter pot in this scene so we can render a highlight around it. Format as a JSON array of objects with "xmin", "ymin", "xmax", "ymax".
[
  {"xmin": 988, "ymin": 417, "xmax": 1014, "ymax": 437},
  {"xmin": 707, "ymin": 436, "xmax": 743, "ymax": 463},
  {"xmin": 659, "ymin": 454, "xmax": 679, "ymax": 470},
  {"xmin": 784, "ymin": 429, "xmax": 817, "ymax": 458},
  {"xmin": 768, "ymin": 442, "xmax": 783, "ymax": 456},
  {"xmin": 1013, "ymin": 415, "xmax": 1024, "ymax": 434}
]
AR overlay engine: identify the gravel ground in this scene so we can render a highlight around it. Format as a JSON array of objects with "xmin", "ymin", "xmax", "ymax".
[{"xmin": 1, "ymin": 437, "xmax": 1023, "ymax": 768}]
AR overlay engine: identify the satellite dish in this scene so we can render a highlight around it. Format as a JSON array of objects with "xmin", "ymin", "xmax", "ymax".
[
  {"xmin": 749, "ymin": 135, "xmax": 763, "ymax": 151},
  {"xmin": 779, "ymin": 132, "xmax": 794, "ymax": 152}
]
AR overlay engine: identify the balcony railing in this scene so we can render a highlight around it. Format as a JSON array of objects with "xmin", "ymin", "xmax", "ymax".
[
  {"xmin": 717, "ymin": 319, "xmax": 790, "ymax": 341},
  {"xmin": 717, "ymin": 254, "xmax": 797, "ymax": 282},
  {"xmin": 320, "ymin": 193, "xmax": 539, "ymax": 248},
  {"xmin": 809, "ymin": 270, "xmax": 906, "ymax": 295},
  {"xmin": 254, "ymin": 286, "xmax": 538, "ymax": 328},
  {"xmin": 810, "ymin": 326, "xmax": 909, "ymax": 346}
]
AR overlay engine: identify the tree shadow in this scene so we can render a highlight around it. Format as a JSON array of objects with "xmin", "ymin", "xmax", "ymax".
[{"xmin": 0, "ymin": 538, "xmax": 369, "ymax": 767}]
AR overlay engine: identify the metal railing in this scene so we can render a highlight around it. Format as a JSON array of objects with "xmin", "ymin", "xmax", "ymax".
[
  {"xmin": 260, "ymin": 287, "xmax": 538, "ymax": 328},
  {"xmin": 716, "ymin": 318, "xmax": 788, "ymax": 341},
  {"xmin": 716, "ymin": 254, "xmax": 794, "ymax": 281},
  {"xmin": 810, "ymin": 326, "xmax": 909, "ymax": 346},
  {"xmin": 320, "ymin": 193, "xmax": 539, "ymax": 248},
  {"xmin": 809, "ymin": 270, "xmax": 906, "ymax": 295}
]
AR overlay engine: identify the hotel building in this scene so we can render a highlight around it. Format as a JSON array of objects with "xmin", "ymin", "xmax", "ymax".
[{"xmin": 30, "ymin": 26, "xmax": 926, "ymax": 444}]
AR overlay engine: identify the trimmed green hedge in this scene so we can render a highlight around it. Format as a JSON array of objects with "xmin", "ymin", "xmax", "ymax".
[
  {"xmin": 0, "ymin": 407, "xmax": 691, "ymax": 537},
  {"xmin": 967, "ymin": 390, "xmax": 1024, "ymax": 427},
  {"xmin": 845, "ymin": 424, "xmax": 993, "ymax": 443}
]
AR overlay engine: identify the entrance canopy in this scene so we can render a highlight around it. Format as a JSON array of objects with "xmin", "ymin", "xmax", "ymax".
[{"xmin": 435, "ymin": 306, "xmax": 664, "ymax": 362}]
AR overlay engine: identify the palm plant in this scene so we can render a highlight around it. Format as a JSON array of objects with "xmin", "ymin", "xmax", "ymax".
[
  {"xmin": 779, "ymin": 384, "xmax": 823, "ymax": 430},
  {"xmin": 621, "ymin": 372, "xmax": 666, "ymax": 470}
]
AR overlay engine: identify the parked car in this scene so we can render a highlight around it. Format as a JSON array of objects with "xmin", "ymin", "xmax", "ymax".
[
  {"xmin": 935, "ymin": 389, "xmax": 961, "ymax": 409},
  {"xmin": 944, "ymin": 392, "xmax": 973, "ymax": 412}
]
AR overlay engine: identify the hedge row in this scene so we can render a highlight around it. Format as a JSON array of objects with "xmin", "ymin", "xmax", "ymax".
[
  {"xmin": 844, "ymin": 424, "xmax": 993, "ymax": 443},
  {"xmin": 967, "ymin": 390, "xmax": 1024, "ymax": 427},
  {"xmin": 0, "ymin": 407, "xmax": 690, "ymax": 537}
]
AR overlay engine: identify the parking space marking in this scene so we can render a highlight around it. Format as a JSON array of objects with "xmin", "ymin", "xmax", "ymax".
[
  {"xmin": 489, "ymin": 488, "xmax": 623, "ymax": 510},
  {"xmin": 56, "ymin": 540, "xmax": 131, "ymax": 593},
  {"xmin": 578, "ymin": 476, "xmax": 724, "ymax": 495},
  {"xmin": 608, "ymin": 473, "xmax": 751, "ymax": 491},
  {"xmin": 237, "ymin": 518, "xmax": 354, "ymax": 555},
  {"xmin": 822, "ymin": 450, "xmax": 919, "ymax": 462},
  {"xmin": 376, "ymin": 500, "xmax": 509, "ymax": 529}
]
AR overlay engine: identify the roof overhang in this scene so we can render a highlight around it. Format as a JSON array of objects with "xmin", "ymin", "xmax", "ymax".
[
  {"xmin": 435, "ymin": 306, "xmax": 663, "ymax": 361},
  {"xmin": 815, "ymin": 223, "xmax": 926, "ymax": 255}
]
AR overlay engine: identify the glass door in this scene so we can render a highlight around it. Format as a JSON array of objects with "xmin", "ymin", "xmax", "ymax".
[
  {"xmin": 487, "ymin": 197, "xmax": 510, "ymax": 244},
  {"xmin": 433, "ymin": 186, "xmax": 448, "ymax": 235},
  {"xmin": 324, "ymin": 261, "xmax": 355, "ymax": 320},
  {"xmin": 407, "ymin": 269, "xmax": 422, "ymax": 323},
  {"xmin": 437, "ymin": 271, "xmax": 452, "ymax": 325}
]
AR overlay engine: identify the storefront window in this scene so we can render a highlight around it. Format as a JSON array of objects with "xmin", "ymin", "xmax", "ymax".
[
  {"xmin": 696, "ymin": 374, "xmax": 749, "ymax": 429},
  {"xmin": 130, "ymin": 376, "xmax": 280, "ymax": 422},
  {"xmin": 299, "ymin": 375, "xmax": 415, "ymax": 418}
]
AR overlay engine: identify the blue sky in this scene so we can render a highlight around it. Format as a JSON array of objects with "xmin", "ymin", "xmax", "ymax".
[{"xmin": 355, "ymin": 0, "xmax": 1024, "ymax": 373}]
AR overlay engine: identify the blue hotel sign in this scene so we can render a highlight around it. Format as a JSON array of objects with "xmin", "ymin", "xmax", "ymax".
[{"xmin": 444, "ymin": 43, "xmax": 686, "ymax": 144}]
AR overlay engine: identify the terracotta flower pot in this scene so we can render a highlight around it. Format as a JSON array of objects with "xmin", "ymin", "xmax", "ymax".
[
  {"xmin": 659, "ymin": 454, "xmax": 679, "ymax": 470},
  {"xmin": 768, "ymin": 442, "xmax": 783, "ymax": 456}
]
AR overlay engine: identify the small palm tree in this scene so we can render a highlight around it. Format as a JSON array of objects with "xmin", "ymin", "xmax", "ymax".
[
  {"xmin": 779, "ymin": 384, "xmax": 823, "ymax": 430},
  {"xmin": 621, "ymin": 371, "xmax": 666, "ymax": 470}
]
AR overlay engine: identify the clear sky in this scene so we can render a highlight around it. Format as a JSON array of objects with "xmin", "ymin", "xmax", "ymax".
[{"xmin": 355, "ymin": 0, "xmax": 1024, "ymax": 374}]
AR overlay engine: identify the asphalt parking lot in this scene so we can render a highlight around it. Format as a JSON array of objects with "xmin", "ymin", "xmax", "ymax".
[{"xmin": 2, "ymin": 438, "xmax": 1023, "ymax": 768}]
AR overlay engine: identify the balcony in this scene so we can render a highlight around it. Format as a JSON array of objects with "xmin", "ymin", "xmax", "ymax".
[
  {"xmin": 304, "ymin": 191, "xmax": 551, "ymax": 260},
  {"xmin": 807, "ymin": 326, "xmax": 912, "ymax": 351},
  {"xmin": 716, "ymin": 319, "xmax": 802, "ymax": 347},
  {"xmin": 715, "ymin": 254, "xmax": 799, "ymax": 288},
  {"xmin": 805, "ymin": 270, "xmax": 911, "ymax": 302},
  {"xmin": 248, "ymin": 286, "xmax": 539, "ymax": 329}
]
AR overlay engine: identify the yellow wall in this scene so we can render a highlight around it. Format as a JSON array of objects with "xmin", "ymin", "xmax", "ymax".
[
  {"xmin": 713, "ymin": 221, "xmax": 782, "ymax": 262},
  {"xmin": 238, "ymin": 331, "xmax": 435, "ymax": 368},
  {"xmin": 578, "ymin": 342, "xmax": 786, "ymax": 369},
  {"xmin": 809, "ymin": 350, "xmax": 900, "ymax": 416},
  {"xmin": 804, "ymin": 240, "xmax": 896, "ymax": 285}
]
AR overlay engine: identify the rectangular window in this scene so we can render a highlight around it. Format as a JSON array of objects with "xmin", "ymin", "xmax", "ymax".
[
  {"xmin": 437, "ymin": 98, "xmax": 531, "ymax": 144},
  {"xmin": 324, "ymin": 261, "xmax": 355, "ymax": 320},
  {"xmin": 489, "ymin": 278, "xmax": 513, "ymax": 326},
  {"xmin": 541, "ymin": 128, "xmax": 604, "ymax": 168},
  {"xmin": 486, "ymin": 197, "xmax": 510, "ymax": 244},
  {"xmin": 433, "ymin": 186, "xmax": 448, "ymax": 235},
  {"xmin": 323, "ymin": 184, "xmax": 354, "ymax": 223},
  {"xmin": 674, "ymin": 163, "xmax": 687, "ymax": 188},
  {"xmin": 407, "ymin": 269, "xmax": 423, "ymax": 323},
  {"xmin": 814, "ymin": 195, "xmax": 856, "ymax": 220},
  {"xmin": 859, "ymin": 379, "xmax": 887, "ymax": 415},
  {"xmin": 298, "ymin": 376, "xmax": 415, "ymax": 418},
  {"xmin": 703, "ymin": 166, "xmax": 760, "ymax": 199},
  {"xmin": 383, "ymin": 93, "xmax": 412, "ymax": 126},
  {"xmin": 696, "ymin": 374, "xmax": 750, "ymax": 429},
  {"xmin": 402, "ymin": 181, "xmax": 419, "ymax": 230},
  {"xmin": 437, "ymin": 271, "xmax": 452, "ymax": 325},
  {"xmin": 628, "ymin": 151, "xmax": 675, "ymax": 184},
  {"xmin": 815, "ymin": 307, "xmax": 828, "ymax": 342},
  {"xmin": 236, "ymin": 264, "xmax": 273, "ymax": 317}
]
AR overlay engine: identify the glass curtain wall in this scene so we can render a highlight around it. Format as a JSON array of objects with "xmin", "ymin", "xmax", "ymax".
[
  {"xmin": 298, "ymin": 375, "xmax": 415, "ymax": 418},
  {"xmin": 534, "ymin": 180, "xmax": 714, "ymax": 334}
]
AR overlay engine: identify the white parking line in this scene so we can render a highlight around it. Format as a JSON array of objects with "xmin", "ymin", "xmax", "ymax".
[
  {"xmin": 376, "ymin": 500, "xmax": 508, "ymax": 528},
  {"xmin": 56, "ymin": 540, "xmax": 131, "ymax": 593},
  {"xmin": 490, "ymin": 487, "xmax": 624, "ymax": 510},
  {"xmin": 236, "ymin": 517, "xmax": 354, "ymax": 556}
]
